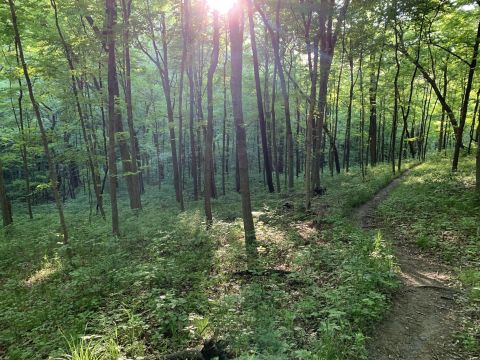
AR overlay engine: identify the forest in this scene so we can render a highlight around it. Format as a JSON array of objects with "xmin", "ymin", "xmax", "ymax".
[{"xmin": 0, "ymin": 0, "xmax": 479, "ymax": 358}]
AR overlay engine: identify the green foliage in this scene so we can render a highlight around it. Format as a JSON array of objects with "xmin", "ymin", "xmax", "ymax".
[{"xmin": 0, "ymin": 163, "xmax": 407, "ymax": 359}]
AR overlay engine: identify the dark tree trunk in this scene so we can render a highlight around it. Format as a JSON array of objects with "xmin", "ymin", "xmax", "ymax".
[
  {"xmin": 438, "ymin": 61, "xmax": 448, "ymax": 151},
  {"xmin": 0, "ymin": 159, "xmax": 13, "ymax": 227},
  {"xmin": 392, "ymin": 22, "xmax": 401, "ymax": 174},
  {"xmin": 221, "ymin": 33, "xmax": 228, "ymax": 196},
  {"xmin": 229, "ymin": 4, "xmax": 257, "ymax": 261},
  {"xmin": 452, "ymin": 20, "xmax": 480, "ymax": 171},
  {"xmin": 343, "ymin": 47, "xmax": 354, "ymax": 172},
  {"xmin": 10, "ymin": 0, "xmax": 68, "ymax": 241},
  {"xmin": 368, "ymin": 52, "xmax": 382, "ymax": 166},
  {"xmin": 204, "ymin": 11, "xmax": 220, "ymax": 228},
  {"xmin": 468, "ymin": 89, "xmax": 480, "ymax": 154},
  {"xmin": 121, "ymin": 0, "xmax": 142, "ymax": 209},
  {"xmin": 270, "ymin": 55, "xmax": 281, "ymax": 192},
  {"xmin": 105, "ymin": 0, "xmax": 120, "ymax": 235},
  {"xmin": 247, "ymin": 0, "xmax": 274, "ymax": 192},
  {"xmin": 477, "ymin": 113, "xmax": 480, "ymax": 191}
]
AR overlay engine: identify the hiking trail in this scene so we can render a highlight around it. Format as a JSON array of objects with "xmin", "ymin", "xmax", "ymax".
[{"xmin": 353, "ymin": 168, "xmax": 465, "ymax": 360}]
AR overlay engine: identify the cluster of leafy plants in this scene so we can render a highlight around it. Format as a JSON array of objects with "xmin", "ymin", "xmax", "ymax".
[{"xmin": 1, "ymin": 164, "xmax": 407, "ymax": 359}]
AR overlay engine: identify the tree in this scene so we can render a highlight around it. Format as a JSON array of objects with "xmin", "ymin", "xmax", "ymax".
[
  {"xmin": 50, "ymin": 0, "xmax": 106, "ymax": 219},
  {"xmin": 8, "ymin": 0, "xmax": 68, "ymax": 243},
  {"xmin": 204, "ymin": 10, "xmax": 220, "ymax": 227},
  {"xmin": 228, "ymin": 2, "xmax": 257, "ymax": 261},
  {"xmin": 105, "ymin": 0, "xmax": 121, "ymax": 235},
  {"xmin": 247, "ymin": 0, "xmax": 274, "ymax": 193}
]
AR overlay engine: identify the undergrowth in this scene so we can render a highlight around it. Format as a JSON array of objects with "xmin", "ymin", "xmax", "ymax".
[{"xmin": 0, "ymin": 162, "xmax": 412, "ymax": 359}]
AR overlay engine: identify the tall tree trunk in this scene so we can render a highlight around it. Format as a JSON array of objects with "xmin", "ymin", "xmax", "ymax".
[
  {"xmin": 438, "ymin": 61, "xmax": 448, "ymax": 151},
  {"xmin": 178, "ymin": 5, "xmax": 187, "ymax": 196},
  {"xmin": 477, "ymin": 113, "xmax": 480, "ymax": 191},
  {"xmin": 270, "ymin": 55, "xmax": 281, "ymax": 192},
  {"xmin": 248, "ymin": 0, "xmax": 274, "ymax": 192},
  {"xmin": 121, "ymin": 0, "xmax": 142, "ymax": 209},
  {"xmin": 9, "ymin": 0, "xmax": 68, "ymax": 242},
  {"xmin": 105, "ymin": 0, "xmax": 120, "ymax": 235},
  {"xmin": 392, "ymin": 21, "xmax": 401, "ymax": 174},
  {"xmin": 185, "ymin": 0, "xmax": 199, "ymax": 201},
  {"xmin": 452, "ymin": 20, "xmax": 480, "ymax": 171},
  {"xmin": 228, "ymin": 4, "xmax": 257, "ymax": 261},
  {"xmin": 343, "ymin": 48, "xmax": 354, "ymax": 172},
  {"xmin": 204, "ymin": 11, "xmax": 220, "ymax": 228},
  {"xmin": 359, "ymin": 51, "xmax": 366, "ymax": 179},
  {"xmin": 304, "ymin": 28, "xmax": 319, "ymax": 208},
  {"xmin": 221, "ymin": 32, "xmax": 228, "ymax": 196},
  {"xmin": 368, "ymin": 52, "xmax": 381, "ymax": 166}
]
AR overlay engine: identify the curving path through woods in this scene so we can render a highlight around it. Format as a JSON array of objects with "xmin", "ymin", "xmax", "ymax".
[{"xmin": 353, "ymin": 169, "xmax": 465, "ymax": 360}]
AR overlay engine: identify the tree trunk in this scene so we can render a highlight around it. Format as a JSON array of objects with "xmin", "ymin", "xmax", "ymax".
[
  {"xmin": 344, "ymin": 48, "xmax": 354, "ymax": 172},
  {"xmin": 248, "ymin": 0, "xmax": 274, "ymax": 193},
  {"xmin": 304, "ymin": 27, "xmax": 319, "ymax": 208},
  {"xmin": 0, "ymin": 159, "xmax": 13, "ymax": 227},
  {"xmin": 9, "ymin": 0, "xmax": 68, "ymax": 241},
  {"xmin": 468, "ymin": 89, "xmax": 479, "ymax": 154},
  {"xmin": 392, "ymin": 23, "xmax": 401, "ymax": 174},
  {"xmin": 121, "ymin": 0, "xmax": 142, "ymax": 209},
  {"xmin": 477, "ymin": 114, "xmax": 480, "ymax": 191},
  {"xmin": 438, "ymin": 61, "xmax": 448, "ymax": 151},
  {"xmin": 221, "ymin": 32, "xmax": 228, "ymax": 196},
  {"xmin": 204, "ymin": 11, "xmax": 220, "ymax": 228},
  {"xmin": 368, "ymin": 53, "xmax": 381, "ymax": 166},
  {"xmin": 228, "ymin": 4, "xmax": 257, "ymax": 261},
  {"xmin": 105, "ymin": 0, "xmax": 120, "ymax": 235},
  {"xmin": 270, "ymin": 54, "xmax": 281, "ymax": 192},
  {"xmin": 452, "ymin": 20, "xmax": 480, "ymax": 171}
]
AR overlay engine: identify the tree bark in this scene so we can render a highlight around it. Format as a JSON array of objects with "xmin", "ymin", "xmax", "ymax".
[
  {"xmin": 204, "ymin": 11, "xmax": 220, "ymax": 228},
  {"xmin": 248, "ymin": 0, "xmax": 274, "ymax": 193},
  {"xmin": 0, "ymin": 158, "xmax": 13, "ymax": 227},
  {"xmin": 452, "ymin": 20, "xmax": 480, "ymax": 171},
  {"xmin": 105, "ymin": 0, "xmax": 120, "ymax": 235},
  {"xmin": 121, "ymin": 0, "xmax": 142, "ymax": 209},
  {"xmin": 228, "ymin": 4, "xmax": 257, "ymax": 261}
]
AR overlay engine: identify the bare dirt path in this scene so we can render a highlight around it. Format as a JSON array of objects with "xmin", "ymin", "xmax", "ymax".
[{"xmin": 353, "ymin": 169, "xmax": 465, "ymax": 360}]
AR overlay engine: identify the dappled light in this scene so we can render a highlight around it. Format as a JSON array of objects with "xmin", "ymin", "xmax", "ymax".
[{"xmin": 1, "ymin": 0, "xmax": 479, "ymax": 358}]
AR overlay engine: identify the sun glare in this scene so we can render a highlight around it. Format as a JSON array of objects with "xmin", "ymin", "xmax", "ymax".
[{"xmin": 206, "ymin": 0, "xmax": 236, "ymax": 14}]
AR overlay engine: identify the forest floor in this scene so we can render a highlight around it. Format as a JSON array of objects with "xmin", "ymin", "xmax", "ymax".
[{"xmin": 0, "ymin": 156, "xmax": 478, "ymax": 359}]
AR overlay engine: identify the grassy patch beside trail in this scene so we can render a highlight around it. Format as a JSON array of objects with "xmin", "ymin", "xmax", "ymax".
[
  {"xmin": 377, "ymin": 155, "xmax": 480, "ymax": 355},
  {"xmin": 0, "ymin": 162, "xmax": 412, "ymax": 359}
]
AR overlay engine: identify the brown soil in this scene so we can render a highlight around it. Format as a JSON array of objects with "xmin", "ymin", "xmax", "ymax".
[{"xmin": 353, "ymin": 169, "xmax": 467, "ymax": 360}]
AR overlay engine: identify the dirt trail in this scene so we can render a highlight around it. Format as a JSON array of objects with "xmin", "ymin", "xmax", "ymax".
[{"xmin": 353, "ymin": 169, "xmax": 464, "ymax": 360}]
